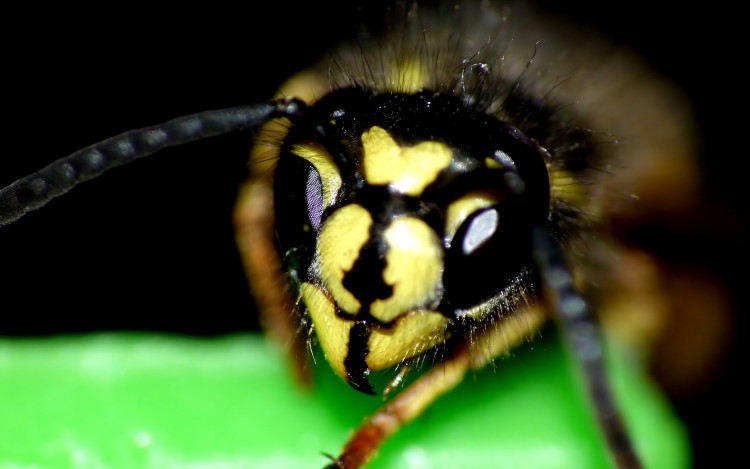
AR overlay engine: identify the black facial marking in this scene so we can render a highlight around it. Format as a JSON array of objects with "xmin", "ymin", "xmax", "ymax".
[
  {"xmin": 344, "ymin": 321, "xmax": 375, "ymax": 395},
  {"xmin": 342, "ymin": 237, "xmax": 392, "ymax": 313}
]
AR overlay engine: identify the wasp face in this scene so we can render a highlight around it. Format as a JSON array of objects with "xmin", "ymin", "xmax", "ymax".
[{"xmin": 272, "ymin": 88, "xmax": 551, "ymax": 393}]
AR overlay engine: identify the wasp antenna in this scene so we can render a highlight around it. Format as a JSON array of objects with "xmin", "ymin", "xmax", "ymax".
[
  {"xmin": 531, "ymin": 227, "xmax": 643, "ymax": 469},
  {"xmin": 0, "ymin": 98, "xmax": 307, "ymax": 227}
]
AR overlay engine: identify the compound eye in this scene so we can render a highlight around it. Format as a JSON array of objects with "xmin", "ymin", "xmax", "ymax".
[
  {"xmin": 444, "ymin": 204, "xmax": 531, "ymax": 309},
  {"xmin": 273, "ymin": 143, "xmax": 344, "ymax": 281},
  {"xmin": 305, "ymin": 168, "xmax": 325, "ymax": 231},
  {"xmin": 276, "ymin": 143, "xmax": 342, "ymax": 232},
  {"xmin": 290, "ymin": 142, "xmax": 344, "ymax": 231}
]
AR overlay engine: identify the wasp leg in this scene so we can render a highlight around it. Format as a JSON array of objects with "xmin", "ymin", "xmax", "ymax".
[
  {"xmin": 235, "ymin": 177, "xmax": 311, "ymax": 386},
  {"xmin": 326, "ymin": 307, "xmax": 546, "ymax": 469},
  {"xmin": 532, "ymin": 228, "xmax": 643, "ymax": 469}
]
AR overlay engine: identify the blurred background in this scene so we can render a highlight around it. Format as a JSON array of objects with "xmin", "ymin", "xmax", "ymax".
[{"xmin": 1, "ymin": 1, "xmax": 744, "ymax": 467}]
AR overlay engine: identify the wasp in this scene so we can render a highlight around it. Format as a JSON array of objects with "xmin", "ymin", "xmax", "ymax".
[{"xmin": 0, "ymin": 1, "xmax": 739, "ymax": 468}]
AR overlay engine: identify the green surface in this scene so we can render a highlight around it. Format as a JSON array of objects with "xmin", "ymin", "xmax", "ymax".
[{"xmin": 0, "ymin": 332, "xmax": 688, "ymax": 469}]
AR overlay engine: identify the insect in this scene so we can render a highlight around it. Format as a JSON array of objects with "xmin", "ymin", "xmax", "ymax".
[{"xmin": 0, "ymin": 0, "xmax": 740, "ymax": 468}]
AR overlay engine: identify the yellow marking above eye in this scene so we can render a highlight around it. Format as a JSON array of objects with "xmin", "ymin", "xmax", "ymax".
[
  {"xmin": 444, "ymin": 191, "xmax": 500, "ymax": 243},
  {"xmin": 291, "ymin": 143, "xmax": 343, "ymax": 208},
  {"xmin": 362, "ymin": 126, "xmax": 452, "ymax": 196},
  {"xmin": 316, "ymin": 203, "xmax": 372, "ymax": 315}
]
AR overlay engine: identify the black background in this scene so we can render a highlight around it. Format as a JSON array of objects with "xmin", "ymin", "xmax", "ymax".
[{"xmin": 1, "ymin": 1, "xmax": 744, "ymax": 467}]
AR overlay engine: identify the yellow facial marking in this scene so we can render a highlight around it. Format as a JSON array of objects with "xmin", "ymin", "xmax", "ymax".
[
  {"xmin": 300, "ymin": 283, "xmax": 351, "ymax": 379},
  {"xmin": 370, "ymin": 217, "xmax": 444, "ymax": 323},
  {"xmin": 362, "ymin": 126, "xmax": 452, "ymax": 196},
  {"xmin": 444, "ymin": 191, "xmax": 500, "ymax": 242},
  {"xmin": 367, "ymin": 310, "xmax": 450, "ymax": 371},
  {"xmin": 316, "ymin": 204, "xmax": 372, "ymax": 315},
  {"xmin": 291, "ymin": 143, "xmax": 343, "ymax": 208}
]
